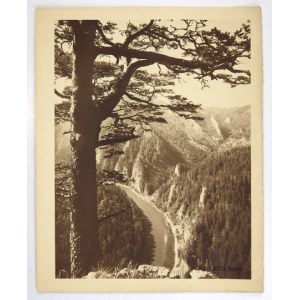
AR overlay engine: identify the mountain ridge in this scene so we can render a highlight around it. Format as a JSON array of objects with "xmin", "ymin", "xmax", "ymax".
[{"xmin": 56, "ymin": 105, "xmax": 251, "ymax": 195}]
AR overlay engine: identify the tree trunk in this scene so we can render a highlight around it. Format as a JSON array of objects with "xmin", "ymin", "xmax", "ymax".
[{"xmin": 69, "ymin": 21, "xmax": 99, "ymax": 278}]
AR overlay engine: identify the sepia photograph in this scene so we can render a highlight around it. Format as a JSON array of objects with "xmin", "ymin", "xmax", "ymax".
[{"xmin": 36, "ymin": 7, "xmax": 263, "ymax": 292}]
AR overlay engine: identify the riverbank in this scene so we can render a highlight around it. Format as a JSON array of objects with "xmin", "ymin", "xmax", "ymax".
[{"xmin": 118, "ymin": 184, "xmax": 176, "ymax": 270}]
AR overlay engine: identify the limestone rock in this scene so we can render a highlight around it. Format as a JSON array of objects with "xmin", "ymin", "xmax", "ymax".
[
  {"xmin": 157, "ymin": 267, "xmax": 170, "ymax": 278},
  {"xmin": 117, "ymin": 268, "xmax": 130, "ymax": 278},
  {"xmin": 137, "ymin": 264, "xmax": 170, "ymax": 278},
  {"xmin": 190, "ymin": 270, "xmax": 217, "ymax": 279},
  {"xmin": 83, "ymin": 271, "xmax": 97, "ymax": 279}
]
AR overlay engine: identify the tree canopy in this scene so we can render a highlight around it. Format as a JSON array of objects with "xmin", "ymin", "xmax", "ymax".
[{"xmin": 55, "ymin": 19, "xmax": 250, "ymax": 155}]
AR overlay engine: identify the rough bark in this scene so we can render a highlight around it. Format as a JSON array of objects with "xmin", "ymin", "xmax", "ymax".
[
  {"xmin": 66, "ymin": 21, "xmax": 153, "ymax": 277},
  {"xmin": 69, "ymin": 21, "xmax": 99, "ymax": 278}
]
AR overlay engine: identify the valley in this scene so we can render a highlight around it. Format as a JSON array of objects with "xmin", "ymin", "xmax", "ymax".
[
  {"xmin": 55, "ymin": 105, "xmax": 251, "ymax": 278},
  {"xmin": 119, "ymin": 185, "xmax": 175, "ymax": 269}
]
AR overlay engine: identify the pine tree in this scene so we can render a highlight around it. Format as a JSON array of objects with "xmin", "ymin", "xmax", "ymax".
[{"xmin": 55, "ymin": 19, "xmax": 251, "ymax": 277}]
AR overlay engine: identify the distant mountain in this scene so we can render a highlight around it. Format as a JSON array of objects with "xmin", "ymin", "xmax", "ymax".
[
  {"xmin": 97, "ymin": 128, "xmax": 186, "ymax": 195},
  {"xmin": 55, "ymin": 104, "xmax": 251, "ymax": 278},
  {"xmin": 55, "ymin": 105, "xmax": 251, "ymax": 194},
  {"xmin": 152, "ymin": 105, "xmax": 250, "ymax": 159},
  {"xmin": 96, "ymin": 105, "xmax": 250, "ymax": 193}
]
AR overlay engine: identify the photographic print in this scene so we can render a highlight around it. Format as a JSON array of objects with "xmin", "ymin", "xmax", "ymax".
[{"xmin": 36, "ymin": 7, "xmax": 263, "ymax": 292}]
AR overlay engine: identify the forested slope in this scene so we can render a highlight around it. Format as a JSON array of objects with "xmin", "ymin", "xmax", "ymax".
[
  {"xmin": 155, "ymin": 146, "xmax": 251, "ymax": 278},
  {"xmin": 55, "ymin": 183, "xmax": 148, "ymax": 277}
]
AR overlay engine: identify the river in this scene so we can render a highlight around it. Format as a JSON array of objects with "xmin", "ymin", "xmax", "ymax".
[{"xmin": 119, "ymin": 185, "xmax": 175, "ymax": 269}]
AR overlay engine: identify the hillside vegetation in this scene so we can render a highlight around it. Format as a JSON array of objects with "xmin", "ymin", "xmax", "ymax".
[
  {"xmin": 55, "ymin": 183, "xmax": 150, "ymax": 277},
  {"xmin": 55, "ymin": 105, "xmax": 252, "ymax": 279},
  {"xmin": 155, "ymin": 147, "xmax": 251, "ymax": 278}
]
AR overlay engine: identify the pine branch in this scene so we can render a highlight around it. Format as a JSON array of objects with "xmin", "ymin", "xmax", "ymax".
[
  {"xmin": 124, "ymin": 92, "xmax": 160, "ymax": 107},
  {"xmin": 96, "ymin": 134, "xmax": 140, "ymax": 148},
  {"xmin": 97, "ymin": 59, "xmax": 155, "ymax": 121},
  {"xmin": 123, "ymin": 20, "xmax": 154, "ymax": 49},
  {"xmin": 95, "ymin": 46, "xmax": 210, "ymax": 71},
  {"xmin": 96, "ymin": 22, "xmax": 116, "ymax": 47},
  {"xmin": 54, "ymin": 89, "xmax": 71, "ymax": 100},
  {"xmin": 98, "ymin": 205, "xmax": 132, "ymax": 224}
]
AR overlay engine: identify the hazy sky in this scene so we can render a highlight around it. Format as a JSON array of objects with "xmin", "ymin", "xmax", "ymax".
[
  {"xmin": 55, "ymin": 71, "xmax": 252, "ymax": 108},
  {"xmin": 173, "ymin": 75, "xmax": 252, "ymax": 108}
]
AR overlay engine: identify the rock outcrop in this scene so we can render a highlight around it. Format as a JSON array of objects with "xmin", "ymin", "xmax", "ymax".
[
  {"xmin": 84, "ymin": 265, "xmax": 171, "ymax": 279},
  {"xmin": 83, "ymin": 264, "xmax": 217, "ymax": 279},
  {"xmin": 190, "ymin": 270, "xmax": 218, "ymax": 279}
]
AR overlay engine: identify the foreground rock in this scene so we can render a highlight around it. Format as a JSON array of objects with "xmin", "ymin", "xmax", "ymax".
[
  {"xmin": 83, "ymin": 265, "xmax": 217, "ymax": 279},
  {"xmin": 83, "ymin": 265, "xmax": 170, "ymax": 279},
  {"xmin": 190, "ymin": 270, "xmax": 218, "ymax": 279},
  {"xmin": 137, "ymin": 265, "xmax": 170, "ymax": 278}
]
